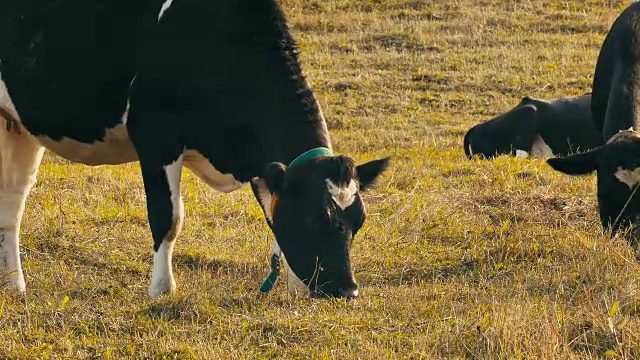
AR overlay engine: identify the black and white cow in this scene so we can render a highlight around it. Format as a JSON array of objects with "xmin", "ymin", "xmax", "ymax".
[
  {"xmin": 464, "ymin": 94, "xmax": 602, "ymax": 159},
  {"xmin": 0, "ymin": 0, "xmax": 390, "ymax": 299},
  {"xmin": 548, "ymin": 2, "xmax": 640, "ymax": 237}
]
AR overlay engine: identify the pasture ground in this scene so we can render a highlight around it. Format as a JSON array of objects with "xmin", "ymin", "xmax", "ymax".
[{"xmin": 1, "ymin": 0, "xmax": 639, "ymax": 358}]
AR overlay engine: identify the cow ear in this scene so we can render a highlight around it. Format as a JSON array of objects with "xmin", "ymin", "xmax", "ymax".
[
  {"xmin": 547, "ymin": 148, "xmax": 601, "ymax": 175},
  {"xmin": 356, "ymin": 157, "xmax": 391, "ymax": 191},
  {"xmin": 463, "ymin": 128, "xmax": 475, "ymax": 159},
  {"xmin": 263, "ymin": 162, "xmax": 288, "ymax": 193},
  {"xmin": 520, "ymin": 96, "xmax": 534, "ymax": 104}
]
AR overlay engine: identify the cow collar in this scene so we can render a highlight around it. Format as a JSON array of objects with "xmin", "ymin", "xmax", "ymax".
[{"xmin": 259, "ymin": 147, "xmax": 333, "ymax": 294}]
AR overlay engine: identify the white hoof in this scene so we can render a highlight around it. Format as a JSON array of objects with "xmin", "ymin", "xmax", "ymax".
[
  {"xmin": 1, "ymin": 272, "xmax": 25, "ymax": 292},
  {"xmin": 148, "ymin": 277, "xmax": 176, "ymax": 299}
]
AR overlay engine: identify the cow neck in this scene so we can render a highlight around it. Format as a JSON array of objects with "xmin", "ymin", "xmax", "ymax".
[{"xmin": 258, "ymin": 146, "xmax": 333, "ymax": 294}]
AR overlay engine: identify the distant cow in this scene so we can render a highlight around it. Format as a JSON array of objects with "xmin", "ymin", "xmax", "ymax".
[
  {"xmin": 0, "ymin": 0, "xmax": 390, "ymax": 299},
  {"xmin": 548, "ymin": 2, "xmax": 640, "ymax": 237},
  {"xmin": 464, "ymin": 94, "xmax": 602, "ymax": 159}
]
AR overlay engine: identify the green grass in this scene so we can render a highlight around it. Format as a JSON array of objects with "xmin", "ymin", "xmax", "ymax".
[{"xmin": 2, "ymin": 0, "xmax": 640, "ymax": 358}]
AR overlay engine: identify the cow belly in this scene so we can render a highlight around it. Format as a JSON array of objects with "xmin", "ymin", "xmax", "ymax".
[
  {"xmin": 37, "ymin": 124, "xmax": 138, "ymax": 166},
  {"xmin": 183, "ymin": 150, "xmax": 245, "ymax": 193},
  {"xmin": 1, "ymin": 71, "xmax": 137, "ymax": 166}
]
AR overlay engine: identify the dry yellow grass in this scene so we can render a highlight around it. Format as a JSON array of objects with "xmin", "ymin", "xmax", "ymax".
[{"xmin": 2, "ymin": 0, "xmax": 640, "ymax": 358}]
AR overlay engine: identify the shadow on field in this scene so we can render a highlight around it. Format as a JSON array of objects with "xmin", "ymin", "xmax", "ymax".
[
  {"xmin": 173, "ymin": 252, "xmax": 261, "ymax": 276},
  {"xmin": 362, "ymin": 258, "xmax": 478, "ymax": 287}
]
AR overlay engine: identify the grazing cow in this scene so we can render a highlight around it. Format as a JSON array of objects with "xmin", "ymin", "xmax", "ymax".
[
  {"xmin": 0, "ymin": 0, "xmax": 390, "ymax": 299},
  {"xmin": 547, "ymin": 2, "xmax": 640, "ymax": 237},
  {"xmin": 464, "ymin": 94, "xmax": 602, "ymax": 159}
]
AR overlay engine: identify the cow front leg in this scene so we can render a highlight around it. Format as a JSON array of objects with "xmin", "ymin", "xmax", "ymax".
[
  {"xmin": 137, "ymin": 150, "xmax": 185, "ymax": 299},
  {"xmin": 0, "ymin": 121, "xmax": 44, "ymax": 292}
]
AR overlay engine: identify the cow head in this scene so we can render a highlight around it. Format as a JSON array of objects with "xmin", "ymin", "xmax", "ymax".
[
  {"xmin": 547, "ymin": 129, "xmax": 640, "ymax": 237},
  {"xmin": 253, "ymin": 153, "xmax": 390, "ymax": 298},
  {"xmin": 464, "ymin": 97, "xmax": 538, "ymax": 159}
]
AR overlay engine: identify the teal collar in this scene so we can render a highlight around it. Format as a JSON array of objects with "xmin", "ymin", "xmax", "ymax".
[
  {"xmin": 289, "ymin": 147, "xmax": 333, "ymax": 167},
  {"xmin": 259, "ymin": 147, "xmax": 333, "ymax": 294}
]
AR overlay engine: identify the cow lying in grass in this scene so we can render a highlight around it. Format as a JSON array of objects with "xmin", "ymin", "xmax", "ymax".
[
  {"xmin": 0, "ymin": 0, "xmax": 390, "ymax": 299},
  {"xmin": 464, "ymin": 94, "xmax": 602, "ymax": 159},
  {"xmin": 548, "ymin": 2, "xmax": 640, "ymax": 238}
]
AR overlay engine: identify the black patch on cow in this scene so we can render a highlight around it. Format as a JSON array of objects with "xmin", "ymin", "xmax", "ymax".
[
  {"xmin": 591, "ymin": 2, "xmax": 640, "ymax": 141},
  {"xmin": 0, "ymin": 0, "xmax": 159, "ymax": 143}
]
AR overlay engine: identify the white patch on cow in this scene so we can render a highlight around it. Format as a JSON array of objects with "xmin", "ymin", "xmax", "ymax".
[
  {"xmin": 515, "ymin": 150, "xmax": 529, "ymax": 159},
  {"xmin": 184, "ymin": 150, "xmax": 245, "ymax": 193},
  {"xmin": 158, "ymin": 0, "xmax": 175, "ymax": 21},
  {"xmin": 530, "ymin": 134, "xmax": 554, "ymax": 159},
  {"xmin": 271, "ymin": 239, "xmax": 281, "ymax": 256},
  {"xmin": 282, "ymin": 254, "xmax": 310, "ymax": 297},
  {"xmin": 33, "ymin": 74, "xmax": 137, "ymax": 166},
  {"xmin": 270, "ymin": 239, "xmax": 310, "ymax": 297},
  {"xmin": 165, "ymin": 154, "xmax": 185, "ymax": 224},
  {"xmin": 0, "ymin": 70, "xmax": 45, "ymax": 292},
  {"xmin": 121, "ymin": 75, "xmax": 136, "ymax": 126},
  {"xmin": 325, "ymin": 179, "xmax": 358, "ymax": 209},
  {"xmin": 615, "ymin": 167, "xmax": 640, "ymax": 189},
  {"xmin": 148, "ymin": 155, "xmax": 184, "ymax": 299},
  {"xmin": 253, "ymin": 178, "xmax": 274, "ymax": 222},
  {"xmin": 37, "ymin": 124, "xmax": 137, "ymax": 166},
  {"xmin": 0, "ymin": 193, "xmax": 31, "ymax": 292}
]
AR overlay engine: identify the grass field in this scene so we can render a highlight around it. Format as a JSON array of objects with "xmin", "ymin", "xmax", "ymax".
[{"xmin": 2, "ymin": 0, "xmax": 639, "ymax": 358}]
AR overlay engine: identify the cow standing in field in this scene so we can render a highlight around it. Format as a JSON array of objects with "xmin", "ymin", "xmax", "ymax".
[
  {"xmin": 464, "ymin": 94, "xmax": 602, "ymax": 160},
  {"xmin": 0, "ymin": 0, "xmax": 390, "ymax": 299},
  {"xmin": 548, "ymin": 2, "xmax": 640, "ymax": 237}
]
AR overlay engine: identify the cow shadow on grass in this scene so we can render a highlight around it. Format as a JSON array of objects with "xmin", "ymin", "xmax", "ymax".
[{"xmin": 30, "ymin": 236, "xmax": 268, "ymax": 299}]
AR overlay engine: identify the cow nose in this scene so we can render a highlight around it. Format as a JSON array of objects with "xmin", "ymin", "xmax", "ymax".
[{"xmin": 338, "ymin": 286, "xmax": 359, "ymax": 299}]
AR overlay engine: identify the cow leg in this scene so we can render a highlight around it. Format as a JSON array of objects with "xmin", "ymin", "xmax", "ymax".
[
  {"xmin": 0, "ymin": 122, "xmax": 44, "ymax": 292},
  {"xmin": 136, "ymin": 150, "xmax": 185, "ymax": 299}
]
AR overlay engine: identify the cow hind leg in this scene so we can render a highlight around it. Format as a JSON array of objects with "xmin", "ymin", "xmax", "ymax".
[{"xmin": 0, "ymin": 118, "xmax": 44, "ymax": 292}]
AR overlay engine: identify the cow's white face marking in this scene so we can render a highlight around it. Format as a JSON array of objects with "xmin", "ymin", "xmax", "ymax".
[
  {"xmin": 615, "ymin": 167, "xmax": 640, "ymax": 189},
  {"xmin": 325, "ymin": 179, "xmax": 358, "ymax": 209},
  {"xmin": 530, "ymin": 134, "xmax": 554, "ymax": 159},
  {"xmin": 148, "ymin": 155, "xmax": 184, "ymax": 299},
  {"xmin": 515, "ymin": 150, "xmax": 529, "ymax": 159},
  {"xmin": 158, "ymin": 0, "xmax": 175, "ymax": 21},
  {"xmin": 184, "ymin": 150, "xmax": 245, "ymax": 193}
]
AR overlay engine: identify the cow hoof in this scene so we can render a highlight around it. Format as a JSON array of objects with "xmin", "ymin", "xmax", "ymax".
[
  {"xmin": 1, "ymin": 273, "xmax": 26, "ymax": 293},
  {"xmin": 148, "ymin": 278, "xmax": 176, "ymax": 299}
]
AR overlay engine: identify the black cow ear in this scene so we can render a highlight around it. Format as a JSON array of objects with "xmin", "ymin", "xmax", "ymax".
[
  {"xmin": 263, "ymin": 162, "xmax": 288, "ymax": 193},
  {"xmin": 547, "ymin": 148, "xmax": 601, "ymax": 175},
  {"xmin": 463, "ymin": 127, "xmax": 475, "ymax": 159},
  {"xmin": 520, "ymin": 96, "xmax": 534, "ymax": 104},
  {"xmin": 357, "ymin": 157, "xmax": 391, "ymax": 191}
]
